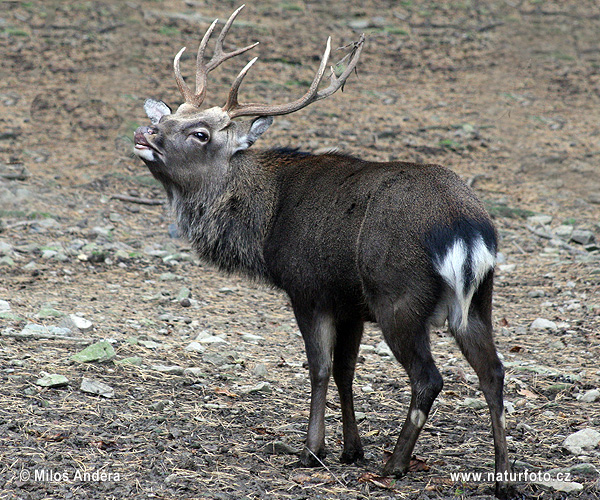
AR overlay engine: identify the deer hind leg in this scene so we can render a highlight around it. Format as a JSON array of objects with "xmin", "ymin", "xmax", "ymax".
[
  {"xmin": 377, "ymin": 305, "xmax": 443, "ymax": 477},
  {"xmin": 450, "ymin": 275, "xmax": 511, "ymax": 496},
  {"xmin": 294, "ymin": 308, "xmax": 336, "ymax": 466},
  {"xmin": 332, "ymin": 317, "xmax": 364, "ymax": 463}
]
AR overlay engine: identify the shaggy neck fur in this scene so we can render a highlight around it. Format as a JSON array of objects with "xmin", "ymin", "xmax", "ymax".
[{"xmin": 168, "ymin": 150, "xmax": 278, "ymax": 279}]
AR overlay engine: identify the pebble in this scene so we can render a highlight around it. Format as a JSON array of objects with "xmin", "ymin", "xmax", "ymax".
[
  {"xmin": 361, "ymin": 384, "xmax": 374, "ymax": 393},
  {"xmin": 59, "ymin": 314, "xmax": 93, "ymax": 332},
  {"xmin": 504, "ymin": 401, "xmax": 516, "ymax": 414},
  {"xmin": 253, "ymin": 363, "xmax": 268, "ymax": 377},
  {"xmin": 152, "ymin": 364, "xmax": 185, "ymax": 375},
  {"xmin": 240, "ymin": 382, "xmax": 272, "ymax": 394},
  {"xmin": 114, "ymin": 356, "xmax": 142, "ymax": 366},
  {"xmin": 70, "ymin": 340, "xmax": 116, "ymax": 363},
  {"xmin": 563, "ymin": 428, "xmax": 600, "ymax": 455},
  {"xmin": 185, "ymin": 341, "xmax": 206, "ymax": 353},
  {"xmin": 530, "ymin": 318, "xmax": 558, "ymax": 331},
  {"xmin": 375, "ymin": 341, "xmax": 393, "ymax": 357},
  {"xmin": 462, "ymin": 398, "xmax": 487, "ymax": 410},
  {"xmin": 36, "ymin": 373, "xmax": 69, "ymax": 388},
  {"xmin": 19, "ymin": 323, "xmax": 72, "ymax": 338},
  {"xmin": 578, "ymin": 389, "xmax": 600, "ymax": 403},
  {"xmin": 0, "ymin": 256, "xmax": 15, "ymax": 266},
  {"xmin": 240, "ymin": 332, "xmax": 264, "ymax": 343},
  {"xmin": 197, "ymin": 335, "xmax": 228, "ymax": 344},
  {"xmin": 570, "ymin": 229, "xmax": 595, "ymax": 245},
  {"xmin": 554, "ymin": 225, "xmax": 573, "ymax": 240},
  {"xmin": 36, "ymin": 305, "xmax": 65, "ymax": 319},
  {"xmin": 0, "ymin": 299, "xmax": 10, "ymax": 312},
  {"xmin": 80, "ymin": 377, "xmax": 114, "ymax": 398},
  {"xmin": 183, "ymin": 367, "xmax": 205, "ymax": 377},
  {"xmin": 138, "ymin": 339, "xmax": 162, "ymax": 349},
  {"xmin": 527, "ymin": 289, "xmax": 545, "ymax": 298},
  {"xmin": 527, "ymin": 214, "xmax": 552, "ymax": 225},
  {"xmin": 0, "ymin": 241, "xmax": 13, "ymax": 255},
  {"xmin": 535, "ymin": 479, "xmax": 583, "ymax": 493}
]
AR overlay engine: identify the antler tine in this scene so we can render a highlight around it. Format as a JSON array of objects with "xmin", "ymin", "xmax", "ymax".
[
  {"xmin": 173, "ymin": 5, "xmax": 259, "ymax": 108},
  {"xmin": 225, "ymin": 34, "xmax": 365, "ymax": 119}
]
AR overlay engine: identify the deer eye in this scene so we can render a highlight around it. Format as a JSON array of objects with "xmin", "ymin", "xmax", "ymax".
[{"xmin": 191, "ymin": 130, "xmax": 210, "ymax": 143}]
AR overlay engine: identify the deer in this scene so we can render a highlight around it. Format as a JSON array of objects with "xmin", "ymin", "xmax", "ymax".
[{"xmin": 133, "ymin": 5, "xmax": 511, "ymax": 497}]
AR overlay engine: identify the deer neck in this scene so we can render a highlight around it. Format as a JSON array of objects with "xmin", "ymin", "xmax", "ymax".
[{"xmin": 169, "ymin": 151, "xmax": 276, "ymax": 279}]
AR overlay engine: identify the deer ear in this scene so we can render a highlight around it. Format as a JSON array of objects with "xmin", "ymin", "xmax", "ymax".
[
  {"xmin": 144, "ymin": 99, "xmax": 172, "ymax": 125},
  {"xmin": 234, "ymin": 116, "xmax": 273, "ymax": 152}
]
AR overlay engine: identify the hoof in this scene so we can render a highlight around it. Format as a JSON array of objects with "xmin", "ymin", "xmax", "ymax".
[
  {"xmin": 340, "ymin": 447, "xmax": 364, "ymax": 464},
  {"xmin": 299, "ymin": 447, "xmax": 326, "ymax": 467},
  {"xmin": 381, "ymin": 458, "xmax": 408, "ymax": 478}
]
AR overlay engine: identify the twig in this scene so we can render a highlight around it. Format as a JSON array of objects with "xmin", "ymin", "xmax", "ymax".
[
  {"xmin": 304, "ymin": 448, "xmax": 347, "ymax": 488},
  {"xmin": 110, "ymin": 194, "xmax": 165, "ymax": 206}
]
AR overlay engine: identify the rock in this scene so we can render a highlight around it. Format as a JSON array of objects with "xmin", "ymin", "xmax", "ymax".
[
  {"xmin": 375, "ymin": 341, "xmax": 393, "ymax": 357},
  {"xmin": 114, "ymin": 356, "xmax": 143, "ymax": 366},
  {"xmin": 240, "ymin": 332, "xmax": 264, "ymax": 343},
  {"xmin": 498, "ymin": 264, "xmax": 516, "ymax": 273},
  {"xmin": 197, "ymin": 335, "xmax": 228, "ymax": 344},
  {"xmin": 185, "ymin": 342, "xmax": 206, "ymax": 353},
  {"xmin": 535, "ymin": 480, "xmax": 583, "ymax": 493},
  {"xmin": 159, "ymin": 272, "xmax": 181, "ymax": 281},
  {"xmin": 361, "ymin": 384, "xmax": 374, "ymax": 393},
  {"xmin": 527, "ymin": 214, "xmax": 552, "ymax": 225},
  {"xmin": 571, "ymin": 229, "xmax": 595, "ymax": 245},
  {"xmin": 0, "ymin": 241, "xmax": 13, "ymax": 255},
  {"xmin": 36, "ymin": 373, "xmax": 69, "ymax": 388},
  {"xmin": 253, "ymin": 363, "xmax": 268, "ymax": 377},
  {"xmin": 504, "ymin": 402, "xmax": 516, "ymax": 414},
  {"xmin": 0, "ymin": 299, "xmax": 10, "ymax": 312},
  {"xmin": 203, "ymin": 352, "xmax": 233, "ymax": 367},
  {"xmin": 0, "ymin": 256, "xmax": 15, "ymax": 266},
  {"xmin": 549, "ymin": 463, "xmax": 599, "ymax": 479},
  {"xmin": 578, "ymin": 389, "xmax": 600, "ymax": 403},
  {"xmin": 262, "ymin": 441, "xmax": 299, "ymax": 455},
  {"xmin": 36, "ymin": 305, "xmax": 65, "ymax": 319},
  {"xmin": 241, "ymin": 382, "xmax": 272, "ymax": 394},
  {"xmin": 80, "ymin": 377, "xmax": 114, "ymax": 398},
  {"xmin": 180, "ymin": 298, "xmax": 191, "ymax": 307},
  {"xmin": 152, "ymin": 364, "xmax": 185, "ymax": 375},
  {"xmin": 527, "ymin": 289, "xmax": 545, "ymax": 298},
  {"xmin": 563, "ymin": 428, "xmax": 600, "ymax": 455},
  {"xmin": 176, "ymin": 287, "xmax": 191, "ymax": 301},
  {"xmin": 19, "ymin": 323, "xmax": 72, "ymax": 338},
  {"xmin": 554, "ymin": 225, "xmax": 573, "ymax": 240},
  {"xmin": 463, "ymin": 398, "xmax": 487, "ymax": 410},
  {"xmin": 138, "ymin": 339, "xmax": 162, "ymax": 349},
  {"xmin": 70, "ymin": 340, "xmax": 116, "ymax": 363},
  {"xmin": 184, "ymin": 367, "xmax": 205, "ymax": 377},
  {"xmin": 348, "ymin": 19, "xmax": 370, "ymax": 30},
  {"xmin": 59, "ymin": 314, "xmax": 93, "ymax": 332},
  {"xmin": 531, "ymin": 318, "xmax": 557, "ymax": 331}
]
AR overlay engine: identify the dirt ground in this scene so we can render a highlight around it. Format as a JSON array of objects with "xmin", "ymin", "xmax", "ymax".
[{"xmin": 1, "ymin": 1, "xmax": 599, "ymax": 499}]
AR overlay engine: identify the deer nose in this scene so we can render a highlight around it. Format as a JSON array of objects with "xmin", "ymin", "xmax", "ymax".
[{"xmin": 134, "ymin": 126, "xmax": 156, "ymax": 147}]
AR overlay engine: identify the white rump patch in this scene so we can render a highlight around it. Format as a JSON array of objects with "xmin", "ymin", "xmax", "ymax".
[{"xmin": 435, "ymin": 236, "xmax": 495, "ymax": 332}]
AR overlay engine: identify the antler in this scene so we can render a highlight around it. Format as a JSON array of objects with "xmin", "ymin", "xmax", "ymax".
[
  {"xmin": 223, "ymin": 33, "xmax": 366, "ymax": 119},
  {"xmin": 173, "ymin": 4, "xmax": 258, "ymax": 108}
]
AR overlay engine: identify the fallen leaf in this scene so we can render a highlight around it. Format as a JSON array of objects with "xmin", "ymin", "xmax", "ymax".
[
  {"xmin": 409, "ymin": 455, "xmax": 430, "ymax": 472},
  {"xmin": 509, "ymin": 345, "xmax": 523, "ymax": 353},
  {"xmin": 518, "ymin": 388, "xmax": 539, "ymax": 399},
  {"xmin": 215, "ymin": 387, "xmax": 238, "ymax": 398},
  {"xmin": 358, "ymin": 472, "xmax": 397, "ymax": 489}
]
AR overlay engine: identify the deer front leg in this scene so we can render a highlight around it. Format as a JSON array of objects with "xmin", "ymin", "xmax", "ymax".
[{"xmin": 294, "ymin": 308, "xmax": 336, "ymax": 466}]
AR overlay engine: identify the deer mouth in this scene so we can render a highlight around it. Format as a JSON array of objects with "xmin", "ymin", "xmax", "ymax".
[{"xmin": 134, "ymin": 126, "xmax": 162, "ymax": 161}]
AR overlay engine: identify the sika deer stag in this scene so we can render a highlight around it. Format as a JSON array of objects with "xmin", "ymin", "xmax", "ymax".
[{"xmin": 133, "ymin": 5, "xmax": 511, "ymax": 496}]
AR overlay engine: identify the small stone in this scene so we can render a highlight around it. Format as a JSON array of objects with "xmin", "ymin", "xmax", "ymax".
[
  {"xmin": 527, "ymin": 214, "xmax": 552, "ymax": 225},
  {"xmin": 0, "ymin": 300, "xmax": 10, "ymax": 312},
  {"xmin": 498, "ymin": 264, "xmax": 516, "ymax": 273},
  {"xmin": 578, "ymin": 389, "xmax": 600, "ymax": 403},
  {"xmin": 152, "ymin": 364, "xmax": 185, "ymax": 375},
  {"xmin": 240, "ymin": 332, "xmax": 264, "ymax": 343},
  {"xmin": 563, "ymin": 428, "xmax": 600, "ymax": 455},
  {"xmin": 504, "ymin": 402, "xmax": 516, "ymax": 414},
  {"xmin": 262, "ymin": 441, "xmax": 299, "ymax": 455},
  {"xmin": 19, "ymin": 323, "xmax": 71, "ymax": 338},
  {"xmin": 253, "ymin": 363, "xmax": 268, "ymax": 377},
  {"xmin": 198, "ymin": 335, "xmax": 228, "ymax": 344},
  {"xmin": 185, "ymin": 341, "xmax": 206, "ymax": 353},
  {"xmin": 36, "ymin": 373, "xmax": 69, "ymax": 388},
  {"xmin": 554, "ymin": 225, "xmax": 574, "ymax": 240},
  {"xmin": 348, "ymin": 19, "xmax": 370, "ymax": 29},
  {"xmin": 241, "ymin": 381, "xmax": 272, "ymax": 394},
  {"xmin": 138, "ymin": 339, "xmax": 162, "ymax": 349},
  {"xmin": 41, "ymin": 249, "xmax": 58, "ymax": 259},
  {"xmin": 36, "ymin": 305, "xmax": 65, "ymax": 319},
  {"xmin": 149, "ymin": 400, "xmax": 167, "ymax": 411},
  {"xmin": 70, "ymin": 340, "xmax": 116, "ymax": 363},
  {"xmin": 0, "ymin": 256, "xmax": 15, "ymax": 266},
  {"xmin": 361, "ymin": 384, "xmax": 374, "ymax": 393},
  {"xmin": 180, "ymin": 298, "xmax": 191, "ymax": 307},
  {"xmin": 184, "ymin": 367, "xmax": 205, "ymax": 377},
  {"xmin": 114, "ymin": 356, "xmax": 143, "ymax": 366},
  {"xmin": 0, "ymin": 241, "xmax": 13, "ymax": 255},
  {"xmin": 527, "ymin": 289, "xmax": 545, "ymax": 298},
  {"xmin": 59, "ymin": 314, "xmax": 93, "ymax": 332},
  {"xmin": 375, "ymin": 341, "xmax": 393, "ymax": 357},
  {"xmin": 176, "ymin": 287, "xmax": 191, "ymax": 301},
  {"xmin": 355, "ymin": 411, "xmax": 367, "ymax": 421},
  {"xmin": 80, "ymin": 377, "xmax": 114, "ymax": 398},
  {"xmin": 203, "ymin": 353, "xmax": 233, "ymax": 367},
  {"xmin": 570, "ymin": 229, "xmax": 595, "ymax": 245},
  {"xmin": 531, "ymin": 318, "xmax": 558, "ymax": 331},
  {"xmin": 463, "ymin": 398, "xmax": 487, "ymax": 410},
  {"xmin": 535, "ymin": 480, "xmax": 583, "ymax": 493}
]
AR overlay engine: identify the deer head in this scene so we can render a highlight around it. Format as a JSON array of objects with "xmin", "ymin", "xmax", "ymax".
[{"xmin": 134, "ymin": 4, "xmax": 364, "ymax": 191}]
